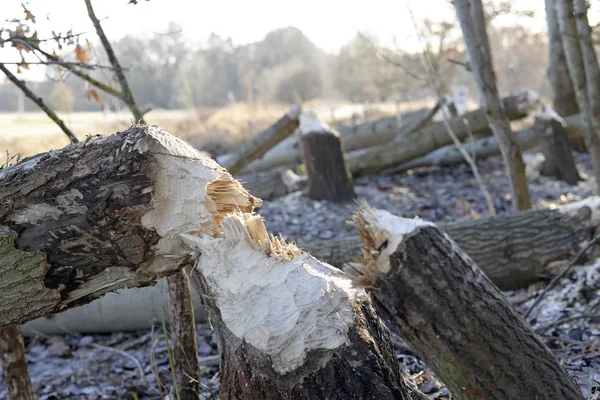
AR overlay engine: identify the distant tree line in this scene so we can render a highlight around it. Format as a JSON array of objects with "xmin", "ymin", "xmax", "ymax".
[{"xmin": 0, "ymin": 22, "xmax": 551, "ymax": 113}]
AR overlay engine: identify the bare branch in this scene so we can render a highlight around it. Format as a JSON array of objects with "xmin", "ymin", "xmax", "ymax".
[
  {"xmin": 0, "ymin": 62, "xmax": 78, "ymax": 144},
  {"xmin": 84, "ymin": 0, "xmax": 145, "ymax": 123}
]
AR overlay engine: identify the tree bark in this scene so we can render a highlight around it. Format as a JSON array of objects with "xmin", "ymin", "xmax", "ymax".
[
  {"xmin": 301, "ymin": 116, "xmax": 355, "ymax": 202},
  {"xmin": 0, "ymin": 325, "xmax": 35, "ymax": 400},
  {"xmin": 545, "ymin": 0, "xmax": 580, "ymax": 118},
  {"xmin": 533, "ymin": 106, "xmax": 581, "ymax": 184},
  {"xmin": 0, "ymin": 125, "xmax": 259, "ymax": 328},
  {"xmin": 217, "ymin": 106, "xmax": 301, "ymax": 175},
  {"xmin": 187, "ymin": 213, "xmax": 426, "ymax": 400},
  {"xmin": 346, "ymin": 205, "xmax": 584, "ymax": 400},
  {"xmin": 166, "ymin": 268, "xmax": 200, "ymax": 400},
  {"xmin": 299, "ymin": 197, "xmax": 600, "ymax": 290},
  {"xmin": 556, "ymin": 0, "xmax": 600, "ymax": 187},
  {"xmin": 453, "ymin": 0, "xmax": 531, "ymax": 210},
  {"xmin": 236, "ymin": 169, "xmax": 307, "ymax": 200},
  {"xmin": 346, "ymin": 91, "xmax": 538, "ymax": 176}
]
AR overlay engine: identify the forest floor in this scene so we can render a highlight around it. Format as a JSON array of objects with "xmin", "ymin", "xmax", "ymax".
[{"xmin": 1, "ymin": 150, "xmax": 598, "ymax": 399}]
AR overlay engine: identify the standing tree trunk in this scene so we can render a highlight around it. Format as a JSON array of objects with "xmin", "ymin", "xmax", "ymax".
[
  {"xmin": 533, "ymin": 104, "xmax": 581, "ymax": 184},
  {"xmin": 545, "ymin": 0, "xmax": 580, "ymax": 118},
  {"xmin": 574, "ymin": 0, "xmax": 600, "ymax": 135},
  {"xmin": 0, "ymin": 325, "xmax": 35, "ymax": 400},
  {"xmin": 453, "ymin": 0, "xmax": 532, "ymax": 211},
  {"xmin": 346, "ymin": 205, "xmax": 584, "ymax": 400},
  {"xmin": 166, "ymin": 268, "xmax": 200, "ymax": 400},
  {"xmin": 300, "ymin": 115, "xmax": 356, "ymax": 202},
  {"xmin": 188, "ymin": 213, "xmax": 426, "ymax": 400},
  {"xmin": 556, "ymin": 0, "xmax": 600, "ymax": 187}
]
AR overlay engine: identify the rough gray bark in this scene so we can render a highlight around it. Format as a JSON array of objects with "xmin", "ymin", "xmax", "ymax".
[
  {"xmin": 299, "ymin": 198, "xmax": 600, "ymax": 290},
  {"xmin": 0, "ymin": 125, "xmax": 259, "ymax": 328},
  {"xmin": 301, "ymin": 117, "xmax": 355, "ymax": 202},
  {"xmin": 346, "ymin": 91, "xmax": 537, "ymax": 176},
  {"xmin": 166, "ymin": 268, "xmax": 200, "ymax": 400},
  {"xmin": 545, "ymin": 0, "xmax": 580, "ymax": 117},
  {"xmin": 534, "ymin": 107, "xmax": 581, "ymax": 184},
  {"xmin": 188, "ymin": 214, "xmax": 426, "ymax": 400},
  {"xmin": 557, "ymin": 0, "xmax": 600, "ymax": 186},
  {"xmin": 0, "ymin": 325, "xmax": 35, "ymax": 400},
  {"xmin": 388, "ymin": 113, "xmax": 586, "ymax": 173},
  {"xmin": 453, "ymin": 0, "xmax": 531, "ymax": 210},
  {"xmin": 347, "ymin": 205, "xmax": 584, "ymax": 400},
  {"xmin": 217, "ymin": 106, "xmax": 301, "ymax": 175}
]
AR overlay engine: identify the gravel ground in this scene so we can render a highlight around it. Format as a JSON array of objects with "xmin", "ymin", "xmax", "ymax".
[{"xmin": 1, "ymin": 150, "xmax": 598, "ymax": 399}]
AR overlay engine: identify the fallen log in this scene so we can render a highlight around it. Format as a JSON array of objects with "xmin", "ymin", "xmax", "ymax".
[
  {"xmin": 187, "ymin": 213, "xmax": 426, "ymax": 399},
  {"xmin": 345, "ymin": 204, "xmax": 584, "ymax": 399},
  {"xmin": 236, "ymin": 169, "xmax": 307, "ymax": 200},
  {"xmin": 216, "ymin": 105, "xmax": 301, "ymax": 175},
  {"xmin": 237, "ymin": 107, "xmax": 435, "ymax": 174},
  {"xmin": 0, "ymin": 125, "xmax": 259, "ymax": 328},
  {"xmin": 346, "ymin": 90, "xmax": 539, "ymax": 176},
  {"xmin": 390, "ymin": 112, "xmax": 585, "ymax": 173},
  {"xmin": 300, "ymin": 197, "xmax": 600, "ymax": 290}
]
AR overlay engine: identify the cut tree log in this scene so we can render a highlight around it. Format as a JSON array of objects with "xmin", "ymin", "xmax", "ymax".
[
  {"xmin": 300, "ymin": 197, "xmax": 600, "ymax": 290},
  {"xmin": 186, "ymin": 213, "xmax": 426, "ymax": 400},
  {"xmin": 301, "ymin": 115, "xmax": 355, "ymax": 202},
  {"xmin": 236, "ymin": 107, "xmax": 438, "ymax": 174},
  {"xmin": 166, "ymin": 267, "xmax": 200, "ymax": 400},
  {"xmin": 346, "ymin": 91, "xmax": 538, "ymax": 176},
  {"xmin": 0, "ymin": 125, "xmax": 260, "ymax": 328},
  {"xmin": 0, "ymin": 325, "xmax": 35, "ymax": 400},
  {"xmin": 216, "ymin": 105, "xmax": 301, "ymax": 175},
  {"xmin": 345, "ymin": 204, "xmax": 584, "ymax": 400},
  {"xmin": 387, "ymin": 113, "xmax": 585, "ymax": 173},
  {"xmin": 533, "ymin": 105, "xmax": 581, "ymax": 184},
  {"xmin": 236, "ymin": 169, "xmax": 307, "ymax": 200}
]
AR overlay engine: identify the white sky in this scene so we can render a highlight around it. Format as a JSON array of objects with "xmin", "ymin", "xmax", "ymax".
[{"xmin": 1, "ymin": 0, "xmax": 596, "ymax": 81}]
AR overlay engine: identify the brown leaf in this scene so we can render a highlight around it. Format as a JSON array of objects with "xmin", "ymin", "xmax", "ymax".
[
  {"xmin": 75, "ymin": 44, "xmax": 89, "ymax": 63},
  {"xmin": 85, "ymin": 39, "xmax": 92, "ymax": 53},
  {"xmin": 87, "ymin": 89, "xmax": 101, "ymax": 103},
  {"xmin": 22, "ymin": 3, "xmax": 36, "ymax": 23}
]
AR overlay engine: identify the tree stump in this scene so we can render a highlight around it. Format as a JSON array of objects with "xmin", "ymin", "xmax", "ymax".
[
  {"xmin": 188, "ymin": 213, "xmax": 426, "ymax": 400},
  {"xmin": 346, "ymin": 204, "xmax": 584, "ymax": 400},
  {"xmin": 300, "ymin": 115, "xmax": 356, "ymax": 202},
  {"xmin": 0, "ymin": 325, "xmax": 35, "ymax": 400},
  {"xmin": 534, "ymin": 105, "xmax": 581, "ymax": 184}
]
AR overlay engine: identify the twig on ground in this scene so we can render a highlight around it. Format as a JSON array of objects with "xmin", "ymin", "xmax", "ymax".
[
  {"xmin": 535, "ymin": 313, "xmax": 600, "ymax": 332},
  {"xmin": 89, "ymin": 342, "xmax": 145, "ymax": 382},
  {"xmin": 525, "ymin": 233, "xmax": 600, "ymax": 318}
]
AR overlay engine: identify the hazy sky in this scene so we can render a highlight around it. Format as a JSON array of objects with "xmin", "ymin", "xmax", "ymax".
[{"xmin": 1, "ymin": 0, "xmax": 596, "ymax": 80}]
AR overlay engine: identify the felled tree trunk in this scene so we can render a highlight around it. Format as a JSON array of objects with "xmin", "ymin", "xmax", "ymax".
[
  {"xmin": 166, "ymin": 268, "xmax": 200, "ymax": 400},
  {"xmin": 346, "ymin": 91, "xmax": 538, "ymax": 176},
  {"xmin": 217, "ymin": 106, "xmax": 301, "ymax": 175},
  {"xmin": 453, "ymin": 0, "xmax": 531, "ymax": 210},
  {"xmin": 301, "ymin": 116, "xmax": 355, "ymax": 202},
  {"xmin": 236, "ymin": 169, "xmax": 307, "ymax": 200},
  {"xmin": 187, "ymin": 214, "xmax": 426, "ymax": 400},
  {"xmin": 300, "ymin": 197, "xmax": 600, "ymax": 290},
  {"xmin": 388, "ymin": 113, "xmax": 586, "ymax": 173},
  {"xmin": 0, "ymin": 325, "xmax": 35, "ymax": 400},
  {"xmin": 534, "ymin": 106, "xmax": 581, "ymax": 184},
  {"xmin": 237, "ymin": 107, "xmax": 432, "ymax": 174},
  {"xmin": 346, "ymin": 205, "xmax": 584, "ymax": 400},
  {"xmin": 0, "ymin": 125, "xmax": 260, "ymax": 328}
]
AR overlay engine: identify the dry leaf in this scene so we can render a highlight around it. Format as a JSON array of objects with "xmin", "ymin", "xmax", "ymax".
[
  {"xmin": 85, "ymin": 39, "xmax": 92, "ymax": 53},
  {"xmin": 22, "ymin": 3, "xmax": 36, "ymax": 23},
  {"xmin": 87, "ymin": 89, "xmax": 101, "ymax": 103},
  {"xmin": 75, "ymin": 44, "xmax": 89, "ymax": 63}
]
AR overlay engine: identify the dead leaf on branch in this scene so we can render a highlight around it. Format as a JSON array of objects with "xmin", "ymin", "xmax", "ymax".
[
  {"xmin": 87, "ymin": 89, "xmax": 101, "ymax": 103},
  {"xmin": 22, "ymin": 3, "xmax": 36, "ymax": 23},
  {"xmin": 75, "ymin": 43, "xmax": 89, "ymax": 63}
]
